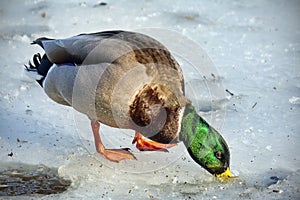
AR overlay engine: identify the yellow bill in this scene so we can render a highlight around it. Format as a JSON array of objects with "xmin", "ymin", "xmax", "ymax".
[{"xmin": 215, "ymin": 168, "xmax": 237, "ymax": 182}]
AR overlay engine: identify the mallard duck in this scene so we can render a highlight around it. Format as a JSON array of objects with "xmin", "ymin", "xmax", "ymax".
[{"xmin": 25, "ymin": 30, "xmax": 231, "ymax": 177}]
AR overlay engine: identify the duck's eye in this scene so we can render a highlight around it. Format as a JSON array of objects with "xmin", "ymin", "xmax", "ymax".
[{"xmin": 215, "ymin": 152, "xmax": 222, "ymax": 159}]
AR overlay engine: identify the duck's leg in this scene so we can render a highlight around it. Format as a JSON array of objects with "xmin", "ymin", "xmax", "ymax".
[
  {"xmin": 91, "ymin": 121, "xmax": 136, "ymax": 162},
  {"xmin": 132, "ymin": 132, "xmax": 176, "ymax": 152}
]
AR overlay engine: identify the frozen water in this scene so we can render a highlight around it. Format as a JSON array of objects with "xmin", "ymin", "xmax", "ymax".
[{"xmin": 0, "ymin": 0, "xmax": 299, "ymax": 199}]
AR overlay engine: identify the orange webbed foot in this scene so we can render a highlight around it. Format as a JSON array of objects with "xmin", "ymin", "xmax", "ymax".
[
  {"xmin": 91, "ymin": 121, "xmax": 136, "ymax": 162},
  {"xmin": 98, "ymin": 148, "xmax": 136, "ymax": 163},
  {"xmin": 132, "ymin": 132, "xmax": 176, "ymax": 152}
]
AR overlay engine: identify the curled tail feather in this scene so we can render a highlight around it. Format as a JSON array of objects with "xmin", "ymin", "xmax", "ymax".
[{"xmin": 24, "ymin": 53, "xmax": 53, "ymax": 87}]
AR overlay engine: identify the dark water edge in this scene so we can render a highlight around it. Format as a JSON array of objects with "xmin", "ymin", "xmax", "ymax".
[{"xmin": 0, "ymin": 163, "xmax": 71, "ymax": 196}]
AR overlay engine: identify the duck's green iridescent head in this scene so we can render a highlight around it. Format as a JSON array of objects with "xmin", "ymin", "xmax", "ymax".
[{"xmin": 179, "ymin": 104, "xmax": 231, "ymax": 176}]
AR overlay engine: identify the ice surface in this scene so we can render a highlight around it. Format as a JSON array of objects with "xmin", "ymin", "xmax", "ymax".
[{"xmin": 0, "ymin": 0, "xmax": 299, "ymax": 199}]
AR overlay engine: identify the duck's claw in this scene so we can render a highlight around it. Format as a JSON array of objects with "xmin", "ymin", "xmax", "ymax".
[{"xmin": 132, "ymin": 132, "xmax": 176, "ymax": 152}]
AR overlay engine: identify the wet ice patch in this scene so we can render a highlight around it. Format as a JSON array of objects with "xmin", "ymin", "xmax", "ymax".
[{"xmin": 0, "ymin": 163, "xmax": 71, "ymax": 196}]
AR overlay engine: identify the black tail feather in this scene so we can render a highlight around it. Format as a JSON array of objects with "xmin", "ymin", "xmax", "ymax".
[
  {"xmin": 33, "ymin": 53, "xmax": 42, "ymax": 68},
  {"xmin": 25, "ymin": 53, "xmax": 41, "ymax": 71},
  {"xmin": 24, "ymin": 53, "xmax": 53, "ymax": 87}
]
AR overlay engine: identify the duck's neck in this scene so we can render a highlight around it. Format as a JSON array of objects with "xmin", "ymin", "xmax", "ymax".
[{"xmin": 179, "ymin": 104, "xmax": 210, "ymax": 148}]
